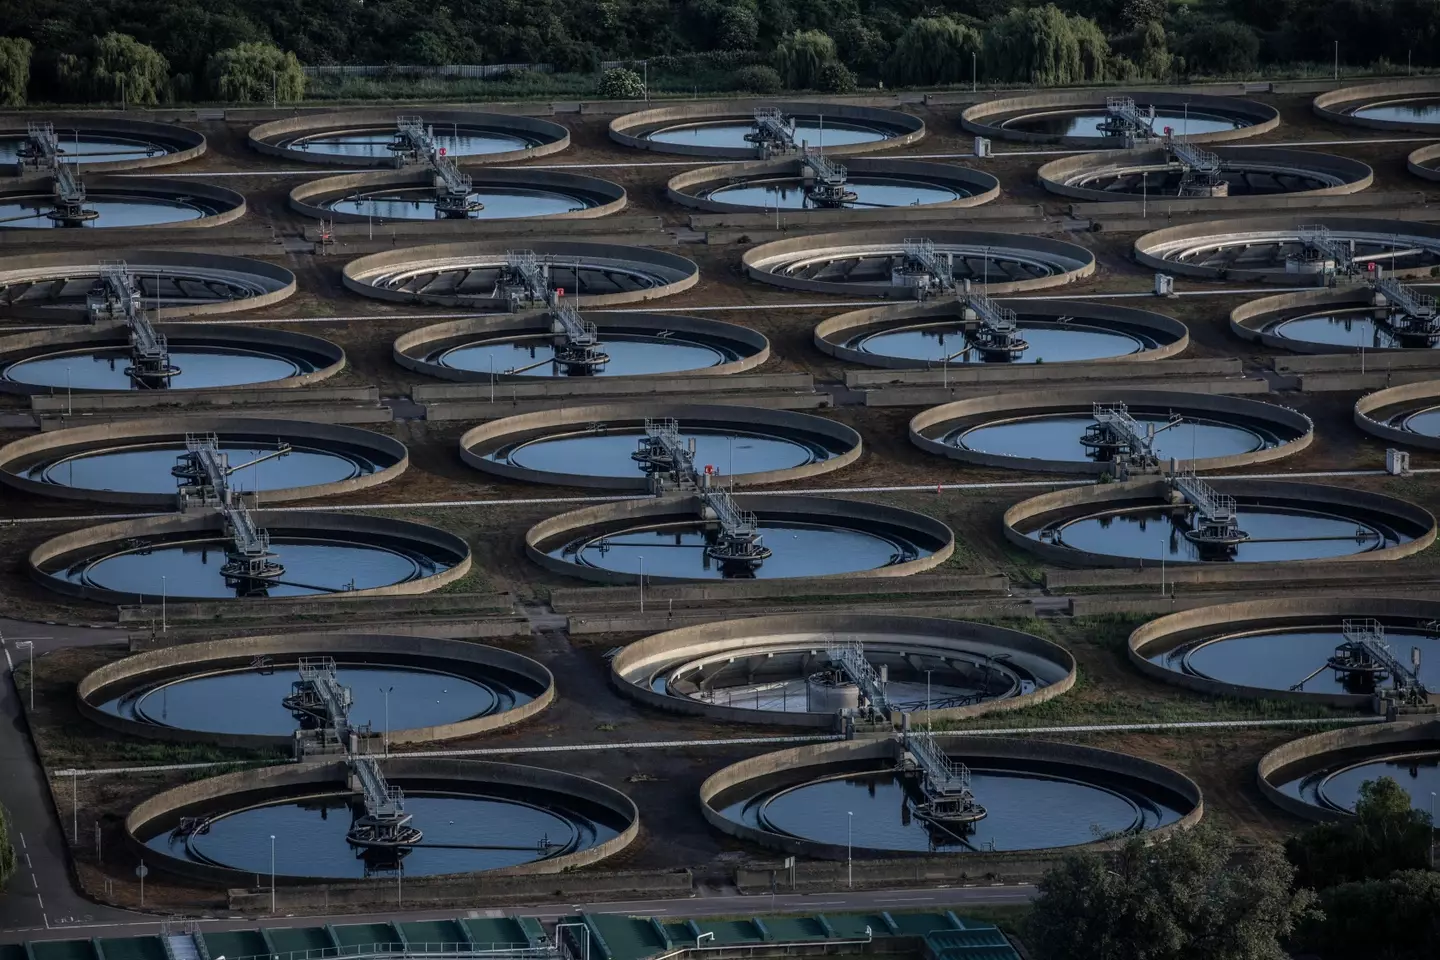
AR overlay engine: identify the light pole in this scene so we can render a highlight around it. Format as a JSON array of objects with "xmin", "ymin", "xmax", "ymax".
[
  {"xmin": 1334, "ymin": 42, "xmax": 1339, "ymax": 81},
  {"xmin": 925, "ymin": 669, "xmax": 934, "ymax": 730},
  {"xmin": 971, "ymin": 51, "xmax": 976, "ymax": 94},
  {"xmin": 71, "ymin": 770, "xmax": 79, "ymax": 843},
  {"xmin": 1160, "ymin": 540, "xmax": 1166, "ymax": 597},
  {"xmin": 847, "ymin": 811, "xmax": 853, "ymax": 888},
  {"xmin": 1431, "ymin": 792, "xmax": 1436, "ymax": 869},
  {"xmin": 638, "ymin": 556, "xmax": 645, "ymax": 614},
  {"xmin": 269, "ymin": 834, "xmax": 276, "ymax": 912},
  {"xmin": 272, "ymin": 71, "xmax": 278, "ymax": 109},
  {"xmin": 14, "ymin": 640, "xmax": 34, "ymax": 711},
  {"xmin": 381, "ymin": 685, "xmax": 393, "ymax": 756},
  {"xmin": 161, "ymin": 575, "xmax": 167, "ymax": 633}
]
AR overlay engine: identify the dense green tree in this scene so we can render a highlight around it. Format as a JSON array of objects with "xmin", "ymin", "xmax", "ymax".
[
  {"xmin": 983, "ymin": 5, "xmax": 1112, "ymax": 86},
  {"xmin": 717, "ymin": 5, "xmax": 760, "ymax": 50},
  {"xmin": 1121, "ymin": 0, "xmax": 1168, "ymax": 28},
  {"xmin": 815, "ymin": 59, "xmax": 855, "ymax": 92},
  {"xmin": 883, "ymin": 16, "xmax": 981, "ymax": 88},
  {"xmin": 1287, "ymin": 777, "xmax": 1433, "ymax": 891},
  {"xmin": 772, "ymin": 29, "xmax": 835, "ymax": 89},
  {"xmin": 0, "ymin": 37, "xmax": 30, "ymax": 106},
  {"xmin": 1299, "ymin": 870, "xmax": 1440, "ymax": 960},
  {"xmin": 730, "ymin": 63, "xmax": 781, "ymax": 92},
  {"xmin": 91, "ymin": 33, "xmax": 171, "ymax": 105},
  {"xmin": 1026, "ymin": 824, "xmax": 1315, "ymax": 960},
  {"xmin": 1127, "ymin": 21, "xmax": 1173, "ymax": 79},
  {"xmin": 1176, "ymin": 19, "xmax": 1261, "ymax": 75},
  {"xmin": 207, "ymin": 42, "xmax": 305, "ymax": 103},
  {"xmin": 597, "ymin": 66, "xmax": 645, "ymax": 98},
  {"xmin": 831, "ymin": 18, "xmax": 889, "ymax": 80}
]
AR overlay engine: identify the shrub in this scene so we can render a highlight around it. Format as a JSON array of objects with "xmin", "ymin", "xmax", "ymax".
[
  {"xmin": 816, "ymin": 60, "xmax": 856, "ymax": 93},
  {"xmin": 730, "ymin": 64, "xmax": 782, "ymax": 93},
  {"xmin": 597, "ymin": 67, "xmax": 645, "ymax": 99}
]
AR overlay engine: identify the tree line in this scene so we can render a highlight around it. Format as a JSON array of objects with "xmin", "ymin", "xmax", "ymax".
[
  {"xmin": 1026, "ymin": 776, "xmax": 1440, "ymax": 960},
  {"xmin": 0, "ymin": 0, "xmax": 1436, "ymax": 105}
]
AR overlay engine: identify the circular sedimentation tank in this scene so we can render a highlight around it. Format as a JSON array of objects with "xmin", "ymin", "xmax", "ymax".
[
  {"xmin": 702, "ymin": 737, "xmax": 1201, "ymax": 857},
  {"xmin": 527, "ymin": 495, "xmax": 953, "ymax": 584},
  {"xmin": 816, "ymin": 299, "xmax": 1187, "ymax": 368},
  {"xmin": 1314, "ymin": 79, "xmax": 1440, "ymax": 132},
  {"xmin": 461, "ymin": 404, "xmax": 860, "ymax": 490},
  {"xmin": 1259, "ymin": 719, "xmax": 1440, "ymax": 822},
  {"xmin": 127, "ymin": 757, "xmax": 637, "ymax": 882},
  {"xmin": 910, "ymin": 390, "xmax": 1312, "ymax": 475},
  {"xmin": 248, "ymin": 109, "xmax": 570, "ymax": 167},
  {"xmin": 0, "ymin": 251, "xmax": 295, "ymax": 321},
  {"xmin": 289, "ymin": 168, "xmax": 624, "ymax": 223},
  {"xmin": 743, "ymin": 229, "xmax": 1096, "ymax": 298},
  {"xmin": 668, "ymin": 158, "xmax": 997, "ymax": 213},
  {"xmin": 343, "ymin": 241, "xmax": 698, "ymax": 309},
  {"xmin": 0, "ymin": 176, "xmax": 244, "ymax": 229},
  {"xmin": 395, "ymin": 311, "xmax": 767, "ymax": 382},
  {"xmin": 1231, "ymin": 288, "xmax": 1440, "ymax": 354},
  {"xmin": 1130, "ymin": 598, "xmax": 1440, "ymax": 708},
  {"xmin": 962, "ymin": 91, "xmax": 1278, "ymax": 146},
  {"xmin": 609, "ymin": 101, "xmax": 925, "ymax": 159},
  {"xmin": 30, "ymin": 512, "xmax": 470, "ymax": 602},
  {"xmin": 1406, "ymin": 143, "xmax": 1440, "ymax": 183},
  {"xmin": 1, "ymin": 118, "xmax": 205, "ymax": 172},
  {"xmin": 0, "ymin": 418, "xmax": 407, "ymax": 506},
  {"xmin": 1356, "ymin": 380, "xmax": 1440, "ymax": 451},
  {"xmin": 79, "ymin": 633, "xmax": 554, "ymax": 748},
  {"xmin": 1134, "ymin": 217, "xmax": 1440, "ymax": 283},
  {"xmin": 1037, "ymin": 147, "xmax": 1372, "ymax": 202},
  {"xmin": 1004, "ymin": 478, "xmax": 1435, "ymax": 566},
  {"xmin": 0, "ymin": 325, "xmax": 344, "ymax": 394},
  {"xmin": 611, "ymin": 614, "xmax": 1075, "ymax": 728}
]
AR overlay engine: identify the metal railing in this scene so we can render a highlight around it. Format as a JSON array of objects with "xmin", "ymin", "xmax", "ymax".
[
  {"xmin": 905, "ymin": 729, "xmax": 973, "ymax": 797},
  {"xmin": 825, "ymin": 641, "xmax": 890, "ymax": 718},
  {"xmin": 1171, "ymin": 470, "xmax": 1238, "ymax": 527}
]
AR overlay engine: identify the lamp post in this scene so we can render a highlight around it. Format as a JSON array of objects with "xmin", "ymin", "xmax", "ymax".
[
  {"xmin": 847, "ymin": 811, "xmax": 853, "ymax": 888},
  {"xmin": 1431, "ymin": 792, "xmax": 1436, "ymax": 869},
  {"xmin": 161, "ymin": 575, "xmax": 167, "ymax": 633},
  {"xmin": 1160, "ymin": 540, "xmax": 1166, "ymax": 597},
  {"xmin": 925, "ymin": 669, "xmax": 934, "ymax": 731},
  {"xmin": 638, "ymin": 556, "xmax": 645, "ymax": 614},
  {"xmin": 269, "ymin": 834, "xmax": 276, "ymax": 912},
  {"xmin": 381, "ymin": 685, "xmax": 393, "ymax": 756}
]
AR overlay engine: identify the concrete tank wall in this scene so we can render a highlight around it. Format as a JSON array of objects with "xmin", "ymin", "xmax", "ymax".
[
  {"xmin": 1313, "ymin": 79, "xmax": 1440, "ymax": 131},
  {"xmin": 0, "ymin": 322, "xmax": 346, "ymax": 396},
  {"xmin": 0, "ymin": 174, "xmax": 247, "ymax": 231},
  {"xmin": 1037, "ymin": 146, "xmax": 1373, "ymax": 202},
  {"xmin": 248, "ymin": 109, "xmax": 571, "ymax": 166},
  {"xmin": 77, "ymin": 632, "xmax": 554, "ymax": 749},
  {"xmin": 394, "ymin": 311, "xmax": 769, "ymax": 383},
  {"xmin": 525, "ymin": 493, "xmax": 954, "ymax": 586},
  {"xmin": 0, "ymin": 416, "xmax": 408, "ymax": 506},
  {"xmin": 1406, "ymin": 143, "xmax": 1440, "ymax": 183},
  {"xmin": 459, "ymin": 402, "xmax": 860, "ymax": 490},
  {"xmin": 1002, "ymin": 477, "xmax": 1437, "ymax": 568},
  {"xmin": 124, "ymin": 756, "xmax": 638, "ymax": 886},
  {"xmin": 1129, "ymin": 597, "xmax": 1440, "ymax": 708},
  {"xmin": 342, "ymin": 240, "xmax": 698, "ymax": 308},
  {"xmin": 962, "ymin": 91, "xmax": 1279, "ymax": 145},
  {"xmin": 1, "ymin": 116, "xmax": 206, "ymax": 172},
  {"xmin": 815, "ymin": 298, "xmax": 1189, "ymax": 369},
  {"xmin": 909, "ymin": 389, "xmax": 1313, "ymax": 475},
  {"xmin": 609, "ymin": 613, "xmax": 1075, "ymax": 728},
  {"xmin": 1229, "ymin": 288, "xmax": 1382, "ymax": 353},
  {"xmin": 609, "ymin": 100, "xmax": 925, "ymax": 159},
  {"xmin": 289, "ymin": 168, "xmax": 625, "ymax": 224},
  {"xmin": 699, "ymin": 736, "xmax": 1203, "ymax": 860},
  {"xmin": 29, "ymin": 511, "xmax": 472, "ymax": 604},
  {"xmin": 667, "ymin": 157, "xmax": 999, "ymax": 214},
  {"xmin": 1256, "ymin": 718, "xmax": 1440, "ymax": 822},
  {"xmin": 742, "ymin": 228, "xmax": 1096, "ymax": 297},
  {"xmin": 1354, "ymin": 378, "xmax": 1440, "ymax": 451}
]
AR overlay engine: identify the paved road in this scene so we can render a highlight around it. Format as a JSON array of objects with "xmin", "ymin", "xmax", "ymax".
[
  {"xmin": 0, "ymin": 621, "xmax": 136, "ymax": 934},
  {"xmin": 4, "ymin": 884, "xmax": 1036, "ymax": 942}
]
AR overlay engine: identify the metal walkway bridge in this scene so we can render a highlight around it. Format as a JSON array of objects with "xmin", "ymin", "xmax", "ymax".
[
  {"xmin": 1169, "ymin": 470, "xmax": 1248, "ymax": 550},
  {"xmin": 501, "ymin": 250, "xmax": 609, "ymax": 372},
  {"xmin": 89, "ymin": 260, "xmax": 179, "ymax": 385},
  {"xmin": 901, "ymin": 729, "xmax": 986, "ymax": 828},
  {"xmin": 394, "ymin": 116, "xmax": 480, "ymax": 218},
  {"xmin": 825, "ymin": 640, "xmax": 891, "ymax": 720},
  {"xmin": 1081, "ymin": 402, "xmax": 1183, "ymax": 475},
  {"xmin": 15, "ymin": 121, "xmax": 97, "ymax": 225},
  {"xmin": 633, "ymin": 418, "xmax": 771, "ymax": 571},
  {"xmin": 1099, "ymin": 97, "xmax": 1158, "ymax": 142},
  {"xmin": 171, "ymin": 433, "xmax": 287, "ymax": 589},
  {"xmin": 958, "ymin": 288, "xmax": 1028, "ymax": 359}
]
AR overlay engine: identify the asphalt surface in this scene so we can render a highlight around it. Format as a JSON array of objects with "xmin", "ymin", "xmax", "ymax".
[{"xmin": 0, "ymin": 620, "xmax": 137, "ymax": 935}]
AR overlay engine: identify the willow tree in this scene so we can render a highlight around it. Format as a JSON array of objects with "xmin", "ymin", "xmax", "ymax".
[
  {"xmin": 772, "ymin": 29, "xmax": 836, "ymax": 90},
  {"xmin": 983, "ymin": 4, "xmax": 1112, "ymax": 86},
  {"xmin": 208, "ymin": 42, "xmax": 304, "ymax": 103},
  {"xmin": 0, "ymin": 37, "xmax": 30, "ymax": 106},
  {"xmin": 91, "ymin": 33, "xmax": 170, "ymax": 105},
  {"xmin": 883, "ymin": 16, "xmax": 981, "ymax": 88}
]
